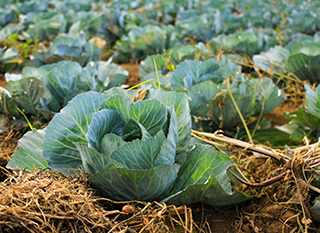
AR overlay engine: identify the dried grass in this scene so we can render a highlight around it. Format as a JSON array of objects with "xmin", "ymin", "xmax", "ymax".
[
  {"xmin": 0, "ymin": 169, "xmax": 196, "ymax": 233},
  {"xmin": 0, "ymin": 169, "xmax": 121, "ymax": 232},
  {"xmin": 0, "ymin": 129, "xmax": 19, "ymax": 165}
]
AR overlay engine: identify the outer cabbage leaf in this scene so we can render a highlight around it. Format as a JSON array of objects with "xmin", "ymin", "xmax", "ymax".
[
  {"xmin": 44, "ymin": 61, "xmax": 82, "ymax": 107},
  {"xmin": 98, "ymin": 61, "xmax": 128, "ymax": 90},
  {"xmin": 253, "ymin": 46, "xmax": 290, "ymax": 74},
  {"xmin": 43, "ymin": 91, "xmax": 109, "ymax": 172},
  {"xmin": 0, "ymin": 8, "xmax": 17, "ymax": 27},
  {"xmin": 140, "ymin": 71, "xmax": 170, "ymax": 89},
  {"xmin": 26, "ymin": 14, "xmax": 66, "ymax": 41},
  {"xmin": 0, "ymin": 87, "xmax": 18, "ymax": 116},
  {"xmin": 6, "ymin": 77, "xmax": 57, "ymax": 115},
  {"xmin": 22, "ymin": 66, "xmax": 48, "ymax": 80},
  {"xmin": 89, "ymin": 163, "xmax": 180, "ymax": 201},
  {"xmin": 286, "ymin": 54, "xmax": 320, "ymax": 83},
  {"xmin": 278, "ymin": 84, "xmax": 320, "ymax": 143},
  {"xmin": 7, "ymin": 129, "xmax": 47, "ymax": 170},
  {"xmin": 187, "ymin": 80, "xmax": 252, "ymax": 130},
  {"xmin": 253, "ymin": 42, "xmax": 320, "ymax": 84},
  {"xmin": 168, "ymin": 57, "xmax": 241, "ymax": 91},
  {"xmin": 0, "ymin": 47, "xmax": 20, "ymax": 73},
  {"xmin": 280, "ymin": 110, "xmax": 320, "ymax": 143},
  {"xmin": 169, "ymin": 60, "xmax": 221, "ymax": 90},
  {"xmin": 210, "ymin": 29, "xmax": 264, "ymax": 57},
  {"xmin": 163, "ymin": 144, "xmax": 249, "ymax": 206},
  {"xmin": 311, "ymin": 196, "xmax": 320, "ymax": 222},
  {"xmin": 187, "ymin": 81, "xmax": 224, "ymax": 118},
  {"xmin": 305, "ymin": 84, "xmax": 320, "ymax": 118},
  {"xmin": 246, "ymin": 78, "xmax": 287, "ymax": 116}
]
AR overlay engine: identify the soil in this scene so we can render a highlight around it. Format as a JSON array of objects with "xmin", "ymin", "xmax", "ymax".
[
  {"xmin": 119, "ymin": 63, "xmax": 140, "ymax": 87},
  {"xmin": 262, "ymin": 101, "xmax": 300, "ymax": 126},
  {"xmin": 0, "ymin": 67, "xmax": 319, "ymax": 232},
  {"xmin": 0, "ymin": 74, "xmax": 6, "ymax": 88}
]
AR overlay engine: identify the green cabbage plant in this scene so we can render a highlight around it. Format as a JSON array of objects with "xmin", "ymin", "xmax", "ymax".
[
  {"xmin": 278, "ymin": 84, "xmax": 320, "ymax": 143},
  {"xmin": 0, "ymin": 46, "xmax": 20, "ymax": 73},
  {"xmin": 24, "ymin": 13, "xmax": 67, "ymax": 41},
  {"xmin": 113, "ymin": 25, "xmax": 178, "ymax": 62},
  {"xmin": 139, "ymin": 44, "xmax": 213, "ymax": 78},
  {"xmin": 7, "ymin": 89, "xmax": 250, "ymax": 206},
  {"xmin": 210, "ymin": 28, "xmax": 277, "ymax": 57},
  {"xmin": 0, "ymin": 60, "xmax": 128, "ymax": 125},
  {"xmin": 253, "ymin": 37, "xmax": 320, "ymax": 84},
  {"xmin": 139, "ymin": 56, "xmax": 241, "ymax": 90},
  {"xmin": 27, "ymin": 34, "xmax": 101, "ymax": 67}
]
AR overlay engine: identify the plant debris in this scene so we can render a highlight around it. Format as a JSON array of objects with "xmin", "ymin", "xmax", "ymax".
[
  {"xmin": 0, "ymin": 169, "xmax": 122, "ymax": 232},
  {"xmin": 0, "ymin": 169, "xmax": 196, "ymax": 233}
]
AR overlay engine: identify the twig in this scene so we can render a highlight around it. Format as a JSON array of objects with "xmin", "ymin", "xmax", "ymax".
[
  {"xmin": 191, "ymin": 130, "xmax": 289, "ymax": 163},
  {"xmin": 230, "ymin": 169, "xmax": 290, "ymax": 187}
]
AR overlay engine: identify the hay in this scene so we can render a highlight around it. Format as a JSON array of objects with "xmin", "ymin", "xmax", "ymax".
[
  {"xmin": 0, "ymin": 169, "xmax": 127, "ymax": 232},
  {"xmin": 0, "ymin": 169, "xmax": 196, "ymax": 233},
  {"xmin": 0, "ymin": 129, "xmax": 19, "ymax": 166}
]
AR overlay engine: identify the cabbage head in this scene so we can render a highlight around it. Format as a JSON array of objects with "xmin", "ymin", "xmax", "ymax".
[{"xmin": 8, "ymin": 90, "xmax": 184, "ymax": 201}]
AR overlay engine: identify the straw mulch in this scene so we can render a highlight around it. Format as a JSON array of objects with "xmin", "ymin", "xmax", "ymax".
[
  {"xmin": 0, "ymin": 129, "xmax": 19, "ymax": 166},
  {"xmin": 0, "ymin": 169, "xmax": 195, "ymax": 233}
]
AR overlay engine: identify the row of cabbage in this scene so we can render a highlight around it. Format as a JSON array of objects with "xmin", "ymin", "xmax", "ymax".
[
  {"xmin": 1, "ymin": 0, "xmax": 320, "ymax": 65},
  {"xmin": 2, "ymin": 34, "xmax": 320, "ymax": 143},
  {"xmin": 2, "ymin": 0, "xmax": 320, "ymax": 222},
  {"xmin": 5, "ymin": 69, "xmax": 320, "ymax": 220}
]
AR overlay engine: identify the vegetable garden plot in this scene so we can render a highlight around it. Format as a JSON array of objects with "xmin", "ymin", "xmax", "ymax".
[{"xmin": 1, "ymin": 0, "xmax": 320, "ymax": 232}]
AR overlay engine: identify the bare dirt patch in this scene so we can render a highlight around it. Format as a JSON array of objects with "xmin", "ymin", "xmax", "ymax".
[
  {"xmin": 119, "ymin": 63, "xmax": 140, "ymax": 87},
  {"xmin": 0, "ymin": 73, "xmax": 6, "ymax": 88},
  {"xmin": 263, "ymin": 101, "xmax": 300, "ymax": 127}
]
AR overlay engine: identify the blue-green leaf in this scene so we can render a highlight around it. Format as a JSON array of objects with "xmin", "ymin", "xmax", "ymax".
[
  {"xmin": 131, "ymin": 99, "xmax": 167, "ymax": 137},
  {"xmin": 146, "ymin": 89, "xmax": 191, "ymax": 164},
  {"xmin": 7, "ymin": 129, "xmax": 47, "ymax": 170},
  {"xmin": 154, "ymin": 106, "xmax": 178, "ymax": 166},
  {"xmin": 86, "ymin": 109, "xmax": 125, "ymax": 151},
  {"xmin": 6, "ymin": 77, "xmax": 60, "ymax": 114},
  {"xmin": 305, "ymin": 85, "xmax": 320, "ymax": 118},
  {"xmin": 45, "ymin": 61, "xmax": 82, "ymax": 106},
  {"xmin": 110, "ymin": 131, "xmax": 166, "ymax": 170},
  {"xmin": 187, "ymin": 81, "xmax": 224, "ymax": 118},
  {"xmin": 246, "ymin": 78, "xmax": 286, "ymax": 116},
  {"xmin": 75, "ymin": 143, "xmax": 112, "ymax": 174},
  {"xmin": 311, "ymin": 196, "xmax": 320, "ymax": 222},
  {"xmin": 43, "ymin": 91, "xmax": 108, "ymax": 172},
  {"xmin": 169, "ymin": 60, "xmax": 220, "ymax": 90},
  {"xmin": 89, "ymin": 163, "xmax": 180, "ymax": 201},
  {"xmin": 98, "ymin": 62, "xmax": 128, "ymax": 89},
  {"xmin": 100, "ymin": 94, "xmax": 131, "ymax": 122},
  {"xmin": 163, "ymin": 144, "xmax": 237, "ymax": 206},
  {"xmin": 122, "ymin": 118, "xmax": 151, "ymax": 141},
  {"xmin": 100, "ymin": 134, "xmax": 125, "ymax": 158}
]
